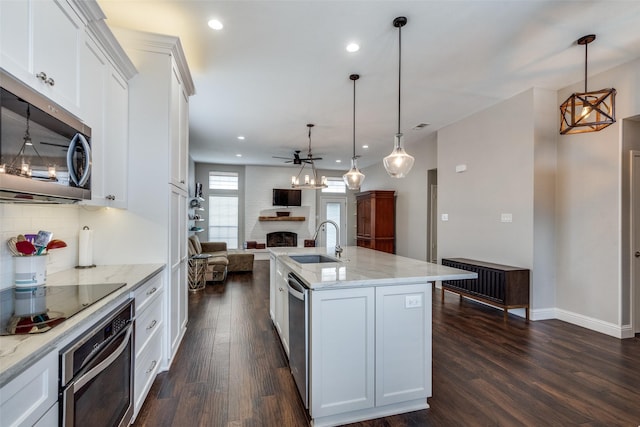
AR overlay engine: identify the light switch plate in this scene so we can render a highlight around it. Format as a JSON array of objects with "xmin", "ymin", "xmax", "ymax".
[
  {"xmin": 441, "ymin": 213, "xmax": 449, "ymax": 221},
  {"xmin": 501, "ymin": 213, "xmax": 513, "ymax": 223}
]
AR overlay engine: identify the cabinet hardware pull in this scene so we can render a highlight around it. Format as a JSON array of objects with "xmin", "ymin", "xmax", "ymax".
[
  {"xmin": 147, "ymin": 320, "xmax": 157, "ymax": 330},
  {"xmin": 106, "ymin": 195, "xmax": 116, "ymax": 201},
  {"xmin": 45, "ymin": 77, "xmax": 55, "ymax": 86},
  {"xmin": 146, "ymin": 360, "xmax": 157, "ymax": 374},
  {"xmin": 146, "ymin": 287, "xmax": 157, "ymax": 295},
  {"xmin": 635, "ymin": 251, "xmax": 640, "ymax": 258},
  {"xmin": 36, "ymin": 72, "xmax": 47, "ymax": 81}
]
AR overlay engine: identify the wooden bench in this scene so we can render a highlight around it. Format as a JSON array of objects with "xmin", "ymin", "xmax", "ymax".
[{"xmin": 441, "ymin": 258, "xmax": 530, "ymax": 321}]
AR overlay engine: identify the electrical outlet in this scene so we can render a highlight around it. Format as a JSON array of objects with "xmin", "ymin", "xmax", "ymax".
[
  {"xmin": 441, "ymin": 213, "xmax": 449, "ymax": 221},
  {"xmin": 405, "ymin": 295, "xmax": 422, "ymax": 308}
]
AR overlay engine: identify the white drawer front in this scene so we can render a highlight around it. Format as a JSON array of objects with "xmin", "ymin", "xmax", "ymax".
[
  {"xmin": 0, "ymin": 350, "xmax": 57, "ymax": 427},
  {"xmin": 135, "ymin": 296, "xmax": 164, "ymax": 357},
  {"xmin": 134, "ymin": 329, "xmax": 163, "ymax": 414},
  {"xmin": 134, "ymin": 273, "xmax": 163, "ymax": 313}
]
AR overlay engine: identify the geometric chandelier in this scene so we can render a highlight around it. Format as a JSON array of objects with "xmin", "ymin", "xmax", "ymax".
[{"xmin": 559, "ymin": 34, "xmax": 616, "ymax": 135}]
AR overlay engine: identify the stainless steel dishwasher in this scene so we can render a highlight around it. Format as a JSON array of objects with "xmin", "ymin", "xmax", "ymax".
[{"xmin": 287, "ymin": 272, "xmax": 309, "ymax": 409}]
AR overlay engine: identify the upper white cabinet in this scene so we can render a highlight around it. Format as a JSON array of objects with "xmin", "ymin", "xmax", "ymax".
[{"xmin": 1, "ymin": 0, "xmax": 83, "ymax": 115}]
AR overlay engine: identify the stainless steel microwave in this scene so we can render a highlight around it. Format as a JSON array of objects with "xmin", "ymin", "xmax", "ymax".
[{"xmin": 0, "ymin": 69, "xmax": 91, "ymax": 203}]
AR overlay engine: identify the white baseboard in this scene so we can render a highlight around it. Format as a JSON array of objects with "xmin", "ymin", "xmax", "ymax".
[
  {"xmin": 555, "ymin": 308, "xmax": 628, "ymax": 339},
  {"xmin": 530, "ymin": 307, "xmax": 555, "ymax": 321}
]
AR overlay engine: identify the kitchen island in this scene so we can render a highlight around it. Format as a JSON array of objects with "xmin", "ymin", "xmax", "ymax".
[{"xmin": 269, "ymin": 246, "xmax": 476, "ymax": 427}]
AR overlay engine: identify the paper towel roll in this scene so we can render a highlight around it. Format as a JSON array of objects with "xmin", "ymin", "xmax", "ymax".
[{"xmin": 78, "ymin": 227, "xmax": 94, "ymax": 267}]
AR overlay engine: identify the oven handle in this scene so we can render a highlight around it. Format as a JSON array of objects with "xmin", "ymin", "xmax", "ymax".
[{"xmin": 73, "ymin": 323, "xmax": 133, "ymax": 392}]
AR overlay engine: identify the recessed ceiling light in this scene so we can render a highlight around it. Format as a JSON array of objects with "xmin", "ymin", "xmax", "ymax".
[
  {"xmin": 237, "ymin": 136, "xmax": 245, "ymax": 140},
  {"xmin": 362, "ymin": 145, "xmax": 369, "ymax": 149},
  {"xmin": 346, "ymin": 43, "xmax": 360, "ymax": 53},
  {"xmin": 236, "ymin": 153, "xmax": 242, "ymax": 157},
  {"xmin": 208, "ymin": 19, "xmax": 223, "ymax": 30},
  {"xmin": 336, "ymin": 159, "xmax": 342, "ymax": 163}
]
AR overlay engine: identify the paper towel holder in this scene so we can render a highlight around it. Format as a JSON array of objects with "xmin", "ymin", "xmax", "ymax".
[{"xmin": 75, "ymin": 225, "xmax": 96, "ymax": 269}]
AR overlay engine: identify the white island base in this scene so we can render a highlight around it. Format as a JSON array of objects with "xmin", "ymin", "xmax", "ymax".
[
  {"xmin": 269, "ymin": 246, "xmax": 476, "ymax": 427},
  {"xmin": 309, "ymin": 283, "xmax": 432, "ymax": 427}
]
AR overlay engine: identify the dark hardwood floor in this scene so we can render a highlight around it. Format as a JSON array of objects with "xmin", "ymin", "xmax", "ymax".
[{"xmin": 133, "ymin": 260, "xmax": 640, "ymax": 427}]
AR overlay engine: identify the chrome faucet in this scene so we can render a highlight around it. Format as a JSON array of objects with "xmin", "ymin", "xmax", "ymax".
[{"xmin": 312, "ymin": 219, "xmax": 343, "ymax": 258}]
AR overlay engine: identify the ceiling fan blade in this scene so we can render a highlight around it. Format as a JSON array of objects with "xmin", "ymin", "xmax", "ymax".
[{"xmin": 40, "ymin": 141, "xmax": 69, "ymax": 148}]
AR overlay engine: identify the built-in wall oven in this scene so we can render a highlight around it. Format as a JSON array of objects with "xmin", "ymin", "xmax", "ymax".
[
  {"xmin": 287, "ymin": 272, "xmax": 309, "ymax": 409},
  {"xmin": 59, "ymin": 299, "xmax": 134, "ymax": 427}
]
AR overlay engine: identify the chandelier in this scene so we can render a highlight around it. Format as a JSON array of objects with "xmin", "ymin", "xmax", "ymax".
[
  {"xmin": 291, "ymin": 124, "xmax": 327, "ymax": 190},
  {"xmin": 559, "ymin": 34, "xmax": 616, "ymax": 135}
]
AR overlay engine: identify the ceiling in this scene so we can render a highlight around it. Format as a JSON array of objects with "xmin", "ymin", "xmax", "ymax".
[{"xmin": 98, "ymin": 0, "xmax": 640, "ymax": 171}]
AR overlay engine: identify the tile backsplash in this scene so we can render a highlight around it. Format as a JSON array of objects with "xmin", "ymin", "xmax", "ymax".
[{"xmin": 0, "ymin": 203, "xmax": 81, "ymax": 290}]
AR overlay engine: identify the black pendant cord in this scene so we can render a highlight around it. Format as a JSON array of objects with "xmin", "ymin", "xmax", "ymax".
[
  {"xmin": 397, "ymin": 23, "xmax": 402, "ymax": 135},
  {"xmin": 353, "ymin": 76, "xmax": 356, "ymax": 158},
  {"xmin": 584, "ymin": 41, "xmax": 588, "ymax": 93}
]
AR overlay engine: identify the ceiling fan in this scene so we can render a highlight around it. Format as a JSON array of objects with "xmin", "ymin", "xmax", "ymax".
[{"xmin": 273, "ymin": 124, "xmax": 323, "ymax": 165}]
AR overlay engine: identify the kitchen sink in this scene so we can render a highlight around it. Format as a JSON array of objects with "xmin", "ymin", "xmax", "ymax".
[{"xmin": 289, "ymin": 254, "xmax": 339, "ymax": 264}]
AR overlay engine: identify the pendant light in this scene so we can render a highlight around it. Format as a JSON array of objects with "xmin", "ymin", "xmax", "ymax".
[
  {"xmin": 343, "ymin": 74, "xmax": 365, "ymax": 190},
  {"xmin": 291, "ymin": 124, "xmax": 327, "ymax": 190},
  {"xmin": 383, "ymin": 16, "xmax": 414, "ymax": 178},
  {"xmin": 559, "ymin": 34, "xmax": 616, "ymax": 135}
]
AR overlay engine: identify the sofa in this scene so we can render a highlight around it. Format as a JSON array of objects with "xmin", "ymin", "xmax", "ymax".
[{"xmin": 188, "ymin": 235, "xmax": 254, "ymax": 282}]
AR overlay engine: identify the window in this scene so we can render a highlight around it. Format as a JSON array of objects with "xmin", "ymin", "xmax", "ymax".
[
  {"xmin": 322, "ymin": 177, "xmax": 346, "ymax": 193},
  {"xmin": 209, "ymin": 171, "xmax": 239, "ymax": 248}
]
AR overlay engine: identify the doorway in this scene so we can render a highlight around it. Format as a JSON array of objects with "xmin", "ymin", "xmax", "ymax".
[
  {"xmin": 632, "ymin": 151, "xmax": 640, "ymax": 334},
  {"xmin": 427, "ymin": 169, "xmax": 438, "ymax": 263},
  {"xmin": 319, "ymin": 197, "xmax": 347, "ymax": 250}
]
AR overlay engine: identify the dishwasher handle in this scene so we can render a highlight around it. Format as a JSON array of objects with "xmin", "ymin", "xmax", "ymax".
[{"xmin": 287, "ymin": 273, "xmax": 307, "ymax": 301}]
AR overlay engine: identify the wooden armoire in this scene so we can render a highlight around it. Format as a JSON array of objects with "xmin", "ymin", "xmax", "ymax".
[{"xmin": 355, "ymin": 190, "xmax": 396, "ymax": 254}]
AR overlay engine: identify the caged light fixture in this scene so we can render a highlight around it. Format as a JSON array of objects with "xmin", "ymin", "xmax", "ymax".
[
  {"xmin": 291, "ymin": 124, "xmax": 327, "ymax": 190},
  {"xmin": 343, "ymin": 74, "xmax": 365, "ymax": 190},
  {"xmin": 383, "ymin": 16, "xmax": 414, "ymax": 178},
  {"xmin": 559, "ymin": 34, "xmax": 616, "ymax": 135}
]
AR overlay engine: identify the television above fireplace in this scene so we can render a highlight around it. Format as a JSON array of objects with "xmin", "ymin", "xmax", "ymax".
[{"xmin": 273, "ymin": 189, "xmax": 301, "ymax": 206}]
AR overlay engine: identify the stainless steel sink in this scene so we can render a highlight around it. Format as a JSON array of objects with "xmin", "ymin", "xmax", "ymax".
[{"xmin": 289, "ymin": 254, "xmax": 339, "ymax": 264}]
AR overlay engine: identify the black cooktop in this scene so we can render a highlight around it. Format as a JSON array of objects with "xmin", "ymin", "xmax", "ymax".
[{"xmin": 0, "ymin": 283, "xmax": 125, "ymax": 335}]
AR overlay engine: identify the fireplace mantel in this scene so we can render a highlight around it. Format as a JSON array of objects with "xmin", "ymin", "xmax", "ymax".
[{"xmin": 259, "ymin": 216, "xmax": 305, "ymax": 221}]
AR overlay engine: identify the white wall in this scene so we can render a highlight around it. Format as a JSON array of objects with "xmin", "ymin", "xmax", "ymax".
[
  {"xmin": 437, "ymin": 88, "xmax": 558, "ymax": 316},
  {"xmin": 556, "ymin": 58, "xmax": 640, "ymax": 333},
  {"xmin": 360, "ymin": 133, "xmax": 437, "ymax": 260}
]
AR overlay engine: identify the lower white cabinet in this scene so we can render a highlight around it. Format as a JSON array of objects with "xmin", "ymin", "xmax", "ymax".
[
  {"xmin": 269, "ymin": 254, "xmax": 276, "ymax": 320},
  {"xmin": 274, "ymin": 258, "xmax": 290, "ymax": 356},
  {"xmin": 309, "ymin": 282, "xmax": 432, "ymax": 425},
  {"xmin": 133, "ymin": 273, "xmax": 164, "ymax": 420},
  {"xmin": 310, "ymin": 287, "xmax": 376, "ymax": 418},
  {"xmin": 0, "ymin": 349, "xmax": 58, "ymax": 427}
]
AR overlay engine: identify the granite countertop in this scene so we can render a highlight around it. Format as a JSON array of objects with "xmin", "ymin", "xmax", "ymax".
[
  {"xmin": 0, "ymin": 263, "xmax": 164, "ymax": 387},
  {"xmin": 270, "ymin": 246, "xmax": 477, "ymax": 290}
]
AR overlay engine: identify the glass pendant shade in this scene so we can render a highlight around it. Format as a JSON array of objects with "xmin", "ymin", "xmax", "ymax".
[
  {"xmin": 343, "ymin": 157, "xmax": 365, "ymax": 190},
  {"xmin": 383, "ymin": 133, "xmax": 414, "ymax": 178}
]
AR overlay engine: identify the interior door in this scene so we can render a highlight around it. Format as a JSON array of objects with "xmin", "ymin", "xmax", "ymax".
[
  {"xmin": 319, "ymin": 197, "xmax": 347, "ymax": 250},
  {"xmin": 632, "ymin": 151, "xmax": 640, "ymax": 334}
]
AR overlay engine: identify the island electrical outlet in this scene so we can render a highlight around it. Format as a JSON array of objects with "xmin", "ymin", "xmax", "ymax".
[{"xmin": 405, "ymin": 295, "xmax": 422, "ymax": 308}]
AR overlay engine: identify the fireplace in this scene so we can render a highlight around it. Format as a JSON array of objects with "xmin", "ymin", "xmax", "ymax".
[{"xmin": 267, "ymin": 231, "xmax": 298, "ymax": 247}]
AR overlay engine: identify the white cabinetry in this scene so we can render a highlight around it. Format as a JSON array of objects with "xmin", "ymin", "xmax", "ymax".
[
  {"xmin": 169, "ymin": 187, "xmax": 188, "ymax": 357},
  {"xmin": 0, "ymin": 349, "xmax": 58, "ymax": 427},
  {"xmin": 310, "ymin": 287, "xmax": 375, "ymax": 418},
  {"xmin": 133, "ymin": 272, "xmax": 164, "ymax": 421},
  {"xmin": 375, "ymin": 284, "xmax": 431, "ymax": 406},
  {"xmin": 269, "ymin": 253, "xmax": 277, "ymax": 319},
  {"xmin": 114, "ymin": 28, "xmax": 195, "ymax": 369},
  {"xmin": 308, "ymin": 282, "xmax": 432, "ymax": 426},
  {"xmin": 0, "ymin": 0, "xmax": 83, "ymax": 115},
  {"xmin": 274, "ymin": 258, "xmax": 290, "ymax": 356}
]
